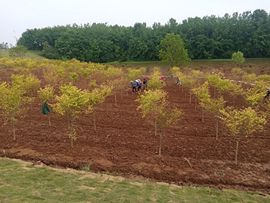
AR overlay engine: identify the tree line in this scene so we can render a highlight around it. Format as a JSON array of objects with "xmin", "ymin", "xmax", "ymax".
[{"xmin": 17, "ymin": 9, "xmax": 270, "ymax": 62}]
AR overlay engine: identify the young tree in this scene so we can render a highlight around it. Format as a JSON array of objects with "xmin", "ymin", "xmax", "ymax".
[
  {"xmin": 220, "ymin": 107, "xmax": 266, "ymax": 164},
  {"xmin": 159, "ymin": 33, "xmax": 190, "ymax": 66},
  {"xmin": 53, "ymin": 84, "xmax": 91, "ymax": 147},
  {"xmin": 202, "ymin": 97, "xmax": 225, "ymax": 139},
  {"xmin": 192, "ymin": 82, "xmax": 210, "ymax": 122},
  {"xmin": 11, "ymin": 74, "xmax": 41, "ymax": 97},
  {"xmin": 137, "ymin": 90, "xmax": 166, "ymax": 137},
  {"xmin": 148, "ymin": 69, "xmax": 165, "ymax": 90},
  {"xmin": 245, "ymin": 81, "xmax": 267, "ymax": 106},
  {"xmin": 88, "ymin": 85, "xmax": 112, "ymax": 131},
  {"xmin": 137, "ymin": 89, "xmax": 182, "ymax": 155},
  {"xmin": 156, "ymin": 107, "xmax": 182, "ymax": 155},
  {"xmin": 109, "ymin": 77, "xmax": 127, "ymax": 106},
  {"xmin": 232, "ymin": 51, "xmax": 245, "ymax": 65},
  {"xmin": 0, "ymin": 83, "xmax": 29, "ymax": 140},
  {"xmin": 11, "ymin": 74, "xmax": 41, "ymax": 110}
]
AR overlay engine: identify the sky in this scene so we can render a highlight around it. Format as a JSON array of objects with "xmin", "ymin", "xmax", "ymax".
[{"xmin": 1, "ymin": 0, "xmax": 269, "ymax": 45}]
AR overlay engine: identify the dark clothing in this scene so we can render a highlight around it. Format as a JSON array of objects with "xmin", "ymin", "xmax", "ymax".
[{"xmin": 41, "ymin": 102, "xmax": 51, "ymax": 115}]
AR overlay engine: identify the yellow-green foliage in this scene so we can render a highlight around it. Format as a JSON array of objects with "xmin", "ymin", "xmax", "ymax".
[
  {"xmin": 88, "ymin": 85, "xmax": 112, "ymax": 107},
  {"xmin": 103, "ymin": 67, "xmax": 123, "ymax": 79},
  {"xmin": 202, "ymin": 97, "xmax": 225, "ymax": 115},
  {"xmin": 0, "ymin": 82, "xmax": 29, "ymax": 139},
  {"xmin": 69, "ymin": 72, "xmax": 79, "ymax": 83},
  {"xmin": 0, "ymin": 83, "xmax": 24, "ymax": 123},
  {"xmin": 157, "ymin": 107, "xmax": 183, "ymax": 129},
  {"xmin": 11, "ymin": 74, "xmax": 40, "ymax": 96},
  {"xmin": 192, "ymin": 82, "xmax": 225, "ymax": 114},
  {"xmin": 220, "ymin": 107, "xmax": 266, "ymax": 137},
  {"xmin": 242, "ymin": 73, "xmax": 257, "ymax": 83},
  {"xmin": 192, "ymin": 82, "xmax": 210, "ymax": 102},
  {"xmin": 207, "ymin": 74, "xmax": 243, "ymax": 96},
  {"xmin": 190, "ymin": 70, "xmax": 204, "ymax": 78},
  {"xmin": 181, "ymin": 74, "xmax": 196, "ymax": 88},
  {"xmin": 170, "ymin": 67, "xmax": 181, "ymax": 75},
  {"xmin": 257, "ymin": 74, "xmax": 270, "ymax": 83},
  {"xmin": 231, "ymin": 68, "xmax": 246, "ymax": 78},
  {"xmin": 43, "ymin": 67, "xmax": 63, "ymax": 86},
  {"xmin": 38, "ymin": 85, "xmax": 54, "ymax": 103},
  {"xmin": 245, "ymin": 81, "xmax": 267, "ymax": 106},
  {"xmin": 54, "ymin": 84, "xmax": 91, "ymax": 119},
  {"xmin": 127, "ymin": 68, "xmax": 146, "ymax": 81},
  {"xmin": 88, "ymin": 80, "xmax": 98, "ymax": 89},
  {"xmin": 137, "ymin": 89, "xmax": 166, "ymax": 118},
  {"xmin": 148, "ymin": 69, "xmax": 165, "ymax": 90}
]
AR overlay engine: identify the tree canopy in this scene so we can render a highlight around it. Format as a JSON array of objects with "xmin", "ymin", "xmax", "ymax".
[
  {"xmin": 159, "ymin": 33, "xmax": 190, "ymax": 66},
  {"xmin": 17, "ymin": 9, "xmax": 270, "ymax": 62}
]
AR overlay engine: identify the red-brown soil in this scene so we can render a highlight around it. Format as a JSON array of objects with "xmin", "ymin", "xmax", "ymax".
[{"xmin": 0, "ymin": 72, "xmax": 269, "ymax": 193}]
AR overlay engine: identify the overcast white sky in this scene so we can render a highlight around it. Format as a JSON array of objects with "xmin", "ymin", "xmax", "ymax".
[{"xmin": 1, "ymin": 0, "xmax": 269, "ymax": 45}]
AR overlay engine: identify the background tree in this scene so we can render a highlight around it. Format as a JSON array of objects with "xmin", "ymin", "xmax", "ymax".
[
  {"xmin": 232, "ymin": 51, "xmax": 245, "ymax": 64},
  {"xmin": 159, "ymin": 33, "xmax": 190, "ymax": 66}
]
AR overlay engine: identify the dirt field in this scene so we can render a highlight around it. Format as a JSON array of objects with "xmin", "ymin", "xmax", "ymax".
[{"xmin": 0, "ymin": 67, "xmax": 269, "ymax": 193}]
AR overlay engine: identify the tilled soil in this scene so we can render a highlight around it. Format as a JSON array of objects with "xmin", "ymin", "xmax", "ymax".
[{"xmin": 0, "ymin": 77, "xmax": 269, "ymax": 193}]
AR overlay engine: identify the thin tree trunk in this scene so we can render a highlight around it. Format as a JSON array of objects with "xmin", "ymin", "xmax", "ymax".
[
  {"xmin": 70, "ymin": 138, "xmax": 74, "ymax": 148},
  {"xmin": 159, "ymin": 131, "xmax": 162, "ymax": 156},
  {"xmin": 93, "ymin": 111, "xmax": 97, "ymax": 132},
  {"xmin": 67, "ymin": 118, "xmax": 73, "ymax": 148},
  {"xmin": 114, "ymin": 94, "xmax": 117, "ymax": 106},
  {"xmin": 235, "ymin": 139, "xmax": 239, "ymax": 165},
  {"xmin": 189, "ymin": 91, "xmax": 192, "ymax": 104},
  {"xmin": 48, "ymin": 115, "xmax": 51, "ymax": 126},
  {"xmin": 232, "ymin": 96, "xmax": 235, "ymax": 106},
  {"xmin": 12, "ymin": 121, "xmax": 16, "ymax": 141},
  {"xmin": 154, "ymin": 119, "xmax": 157, "ymax": 137},
  {"xmin": 12, "ymin": 126, "xmax": 16, "ymax": 141},
  {"xmin": 215, "ymin": 119, "xmax": 219, "ymax": 140},
  {"xmin": 201, "ymin": 108, "xmax": 204, "ymax": 123}
]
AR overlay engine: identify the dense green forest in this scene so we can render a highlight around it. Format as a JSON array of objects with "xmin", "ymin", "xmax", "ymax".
[{"xmin": 17, "ymin": 9, "xmax": 270, "ymax": 62}]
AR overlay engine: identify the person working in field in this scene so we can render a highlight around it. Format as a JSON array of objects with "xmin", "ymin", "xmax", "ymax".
[
  {"xmin": 142, "ymin": 78, "xmax": 148, "ymax": 90},
  {"xmin": 130, "ymin": 80, "xmax": 137, "ymax": 93},
  {"xmin": 135, "ymin": 79, "xmax": 142, "ymax": 91},
  {"xmin": 176, "ymin": 76, "xmax": 181, "ymax": 86}
]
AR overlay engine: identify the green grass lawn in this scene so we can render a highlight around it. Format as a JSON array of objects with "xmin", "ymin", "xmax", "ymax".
[{"xmin": 0, "ymin": 158, "xmax": 269, "ymax": 202}]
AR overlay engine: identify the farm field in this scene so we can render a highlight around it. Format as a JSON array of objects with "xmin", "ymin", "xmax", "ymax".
[{"xmin": 0, "ymin": 58, "xmax": 269, "ymax": 194}]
